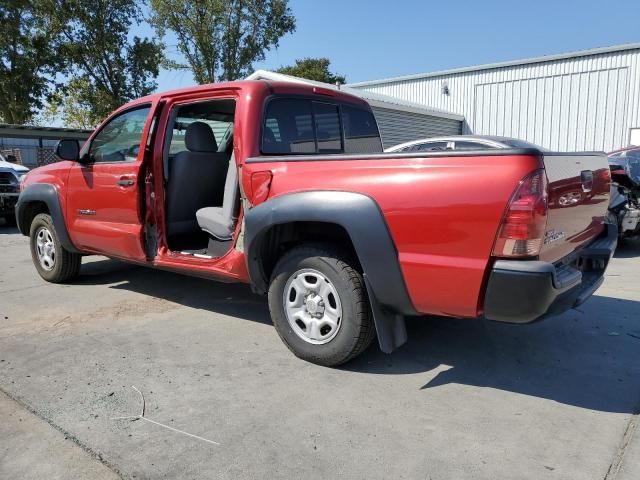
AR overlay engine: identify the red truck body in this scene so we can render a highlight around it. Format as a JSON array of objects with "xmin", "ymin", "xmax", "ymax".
[{"xmin": 16, "ymin": 80, "xmax": 616, "ymax": 365}]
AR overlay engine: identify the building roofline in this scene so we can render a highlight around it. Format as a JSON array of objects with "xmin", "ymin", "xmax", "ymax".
[
  {"xmin": 0, "ymin": 123, "xmax": 92, "ymax": 140},
  {"xmin": 247, "ymin": 70, "xmax": 464, "ymax": 121},
  {"xmin": 0, "ymin": 123, "xmax": 92, "ymax": 134},
  {"xmin": 347, "ymin": 43, "xmax": 640, "ymax": 87}
]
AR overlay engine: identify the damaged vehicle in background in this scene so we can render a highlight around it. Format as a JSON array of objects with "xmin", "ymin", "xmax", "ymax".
[
  {"xmin": 608, "ymin": 146, "xmax": 640, "ymax": 240},
  {"xmin": 384, "ymin": 135, "xmax": 546, "ymax": 152},
  {"xmin": 0, "ymin": 153, "xmax": 29, "ymax": 226}
]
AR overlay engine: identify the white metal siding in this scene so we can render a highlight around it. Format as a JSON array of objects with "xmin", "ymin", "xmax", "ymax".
[
  {"xmin": 354, "ymin": 48, "xmax": 640, "ymax": 152},
  {"xmin": 372, "ymin": 107, "xmax": 462, "ymax": 148}
]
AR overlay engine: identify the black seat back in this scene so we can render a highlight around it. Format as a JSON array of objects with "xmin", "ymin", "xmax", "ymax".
[{"xmin": 166, "ymin": 121, "xmax": 228, "ymax": 237}]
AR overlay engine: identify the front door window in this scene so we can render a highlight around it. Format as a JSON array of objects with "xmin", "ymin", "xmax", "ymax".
[{"xmin": 89, "ymin": 107, "xmax": 151, "ymax": 163}]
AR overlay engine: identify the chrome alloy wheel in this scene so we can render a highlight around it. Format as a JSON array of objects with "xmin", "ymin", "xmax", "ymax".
[
  {"xmin": 35, "ymin": 227, "xmax": 56, "ymax": 271},
  {"xmin": 283, "ymin": 268, "xmax": 343, "ymax": 344}
]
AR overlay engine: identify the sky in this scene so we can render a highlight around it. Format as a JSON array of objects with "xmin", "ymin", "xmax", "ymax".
[{"xmin": 142, "ymin": 0, "xmax": 640, "ymax": 92}]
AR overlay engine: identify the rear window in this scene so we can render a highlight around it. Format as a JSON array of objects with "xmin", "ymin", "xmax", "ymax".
[
  {"xmin": 314, "ymin": 102, "xmax": 342, "ymax": 153},
  {"xmin": 341, "ymin": 105, "xmax": 382, "ymax": 153},
  {"xmin": 261, "ymin": 98, "xmax": 382, "ymax": 155},
  {"xmin": 263, "ymin": 99, "xmax": 315, "ymax": 154}
]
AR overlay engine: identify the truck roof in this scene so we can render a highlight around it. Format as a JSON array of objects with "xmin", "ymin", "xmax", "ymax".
[{"xmin": 125, "ymin": 80, "xmax": 370, "ymax": 110}]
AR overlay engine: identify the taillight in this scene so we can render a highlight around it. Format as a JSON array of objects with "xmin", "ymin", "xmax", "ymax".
[{"xmin": 492, "ymin": 169, "xmax": 548, "ymax": 257}]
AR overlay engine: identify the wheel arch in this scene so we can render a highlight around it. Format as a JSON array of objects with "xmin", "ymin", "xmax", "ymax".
[
  {"xmin": 16, "ymin": 184, "xmax": 80, "ymax": 253},
  {"xmin": 244, "ymin": 191, "xmax": 416, "ymax": 353}
]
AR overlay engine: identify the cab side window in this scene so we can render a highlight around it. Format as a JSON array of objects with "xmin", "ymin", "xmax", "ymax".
[{"xmin": 89, "ymin": 107, "xmax": 151, "ymax": 163}]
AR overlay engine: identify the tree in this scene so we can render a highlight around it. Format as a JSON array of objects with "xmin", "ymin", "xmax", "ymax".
[
  {"xmin": 42, "ymin": 78, "xmax": 99, "ymax": 129},
  {"xmin": 0, "ymin": 0, "xmax": 61, "ymax": 124},
  {"xmin": 276, "ymin": 57, "xmax": 346, "ymax": 85},
  {"xmin": 44, "ymin": 0, "xmax": 164, "ymax": 127},
  {"xmin": 150, "ymin": 0, "xmax": 296, "ymax": 84}
]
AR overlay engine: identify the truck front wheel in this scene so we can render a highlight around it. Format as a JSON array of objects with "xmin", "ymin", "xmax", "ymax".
[
  {"xmin": 29, "ymin": 213, "xmax": 81, "ymax": 283},
  {"xmin": 268, "ymin": 245, "xmax": 375, "ymax": 366}
]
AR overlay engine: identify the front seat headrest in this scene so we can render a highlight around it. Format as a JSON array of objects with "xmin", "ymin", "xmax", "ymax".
[{"xmin": 185, "ymin": 121, "xmax": 218, "ymax": 152}]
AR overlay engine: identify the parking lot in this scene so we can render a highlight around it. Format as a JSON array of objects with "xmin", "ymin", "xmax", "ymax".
[{"xmin": 1, "ymin": 221, "xmax": 639, "ymax": 480}]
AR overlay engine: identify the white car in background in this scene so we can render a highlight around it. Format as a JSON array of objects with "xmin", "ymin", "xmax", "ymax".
[
  {"xmin": 0, "ymin": 153, "xmax": 29, "ymax": 226},
  {"xmin": 385, "ymin": 135, "xmax": 545, "ymax": 152}
]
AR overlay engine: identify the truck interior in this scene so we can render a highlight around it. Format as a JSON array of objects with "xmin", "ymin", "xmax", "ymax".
[{"xmin": 163, "ymin": 98, "xmax": 239, "ymax": 258}]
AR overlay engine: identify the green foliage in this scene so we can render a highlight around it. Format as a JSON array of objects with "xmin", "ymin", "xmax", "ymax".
[
  {"xmin": 42, "ymin": 78, "xmax": 98, "ymax": 129},
  {"xmin": 150, "ymin": 0, "xmax": 296, "ymax": 84},
  {"xmin": 276, "ymin": 57, "xmax": 346, "ymax": 85},
  {"xmin": 0, "ymin": 0, "xmax": 61, "ymax": 124},
  {"xmin": 44, "ymin": 0, "xmax": 164, "ymax": 127}
]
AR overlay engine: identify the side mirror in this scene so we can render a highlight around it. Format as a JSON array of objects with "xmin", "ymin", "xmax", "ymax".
[
  {"xmin": 55, "ymin": 139, "xmax": 80, "ymax": 161},
  {"xmin": 6, "ymin": 154, "xmax": 17, "ymax": 163}
]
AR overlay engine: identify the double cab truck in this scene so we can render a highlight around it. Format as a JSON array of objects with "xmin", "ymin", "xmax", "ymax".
[{"xmin": 16, "ymin": 80, "xmax": 616, "ymax": 366}]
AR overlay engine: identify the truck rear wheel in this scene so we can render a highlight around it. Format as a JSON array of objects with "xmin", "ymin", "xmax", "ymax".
[
  {"xmin": 268, "ymin": 245, "xmax": 375, "ymax": 366},
  {"xmin": 29, "ymin": 213, "xmax": 81, "ymax": 283}
]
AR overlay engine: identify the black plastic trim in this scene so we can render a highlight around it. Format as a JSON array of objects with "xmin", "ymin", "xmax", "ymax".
[
  {"xmin": 15, "ymin": 183, "xmax": 81, "ymax": 253},
  {"xmin": 245, "ymin": 149, "xmax": 608, "ymax": 163},
  {"xmin": 244, "ymin": 191, "xmax": 417, "ymax": 312},
  {"xmin": 484, "ymin": 223, "xmax": 616, "ymax": 323},
  {"xmin": 246, "ymin": 147, "xmax": 546, "ymax": 163},
  {"xmin": 364, "ymin": 275, "xmax": 408, "ymax": 353},
  {"xmin": 244, "ymin": 191, "xmax": 416, "ymax": 353}
]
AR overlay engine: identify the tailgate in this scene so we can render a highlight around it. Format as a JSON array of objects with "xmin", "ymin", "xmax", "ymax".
[{"xmin": 540, "ymin": 153, "xmax": 610, "ymax": 262}]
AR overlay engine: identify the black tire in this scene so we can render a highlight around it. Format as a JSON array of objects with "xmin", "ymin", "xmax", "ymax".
[
  {"xmin": 29, "ymin": 213, "xmax": 81, "ymax": 283},
  {"xmin": 268, "ymin": 244, "xmax": 376, "ymax": 366}
]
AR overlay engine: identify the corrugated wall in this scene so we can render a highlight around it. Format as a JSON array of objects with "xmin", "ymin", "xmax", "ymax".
[
  {"xmin": 355, "ymin": 49, "xmax": 640, "ymax": 152},
  {"xmin": 372, "ymin": 107, "xmax": 462, "ymax": 148}
]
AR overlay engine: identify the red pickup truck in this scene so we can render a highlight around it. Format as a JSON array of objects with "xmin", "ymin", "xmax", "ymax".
[{"xmin": 16, "ymin": 80, "xmax": 616, "ymax": 366}]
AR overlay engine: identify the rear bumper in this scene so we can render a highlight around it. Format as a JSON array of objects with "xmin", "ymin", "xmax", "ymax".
[{"xmin": 483, "ymin": 223, "xmax": 617, "ymax": 323}]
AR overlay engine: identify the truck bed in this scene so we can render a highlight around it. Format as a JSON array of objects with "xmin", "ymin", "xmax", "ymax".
[{"xmin": 244, "ymin": 147, "xmax": 611, "ymax": 318}]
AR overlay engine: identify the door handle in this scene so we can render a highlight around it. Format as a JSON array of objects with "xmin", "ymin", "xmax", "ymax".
[{"xmin": 117, "ymin": 178, "xmax": 135, "ymax": 187}]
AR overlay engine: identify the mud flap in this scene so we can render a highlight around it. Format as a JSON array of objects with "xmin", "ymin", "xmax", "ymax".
[{"xmin": 364, "ymin": 275, "xmax": 407, "ymax": 353}]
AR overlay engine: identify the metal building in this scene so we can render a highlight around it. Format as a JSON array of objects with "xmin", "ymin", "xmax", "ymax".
[
  {"xmin": 247, "ymin": 70, "xmax": 463, "ymax": 148},
  {"xmin": 349, "ymin": 43, "xmax": 640, "ymax": 152}
]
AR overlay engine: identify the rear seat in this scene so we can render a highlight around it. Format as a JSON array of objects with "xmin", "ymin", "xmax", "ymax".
[{"xmin": 196, "ymin": 155, "xmax": 239, "ymax": 241}]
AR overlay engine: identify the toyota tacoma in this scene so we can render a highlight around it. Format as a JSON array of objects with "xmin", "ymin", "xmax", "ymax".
[{"xmin": 16, "ymin": 80, "xmax": 616, "ymax": 365}]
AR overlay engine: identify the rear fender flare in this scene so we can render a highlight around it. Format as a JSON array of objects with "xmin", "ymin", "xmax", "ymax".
[
  {"xmin": 16, "ymin": 183, "xmax": 80, "ymax": 253},
  {"xmin": 244, "ymin": 191, "xmax": 416, "ymax": 353}
]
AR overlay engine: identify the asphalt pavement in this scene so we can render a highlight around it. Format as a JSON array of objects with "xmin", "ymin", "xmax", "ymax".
[{"xmin": 1, "ymin": 220, "xmax": 639, "ymax": 479}]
